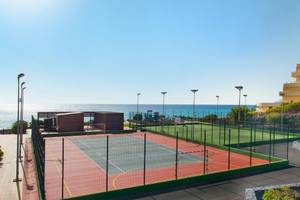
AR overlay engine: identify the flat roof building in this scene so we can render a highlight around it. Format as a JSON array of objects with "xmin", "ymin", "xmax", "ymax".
[{"xmin": 281, "ymin": 64, "xmax": 300, "ymax": 103}]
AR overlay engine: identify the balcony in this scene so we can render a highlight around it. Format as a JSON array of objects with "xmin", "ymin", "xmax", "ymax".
[{"xmin": 291, "ymin": 71, "xmax": 300, "ymax": 78}]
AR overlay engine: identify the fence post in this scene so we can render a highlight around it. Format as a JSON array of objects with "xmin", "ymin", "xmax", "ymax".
[
  {"xmin": 254, "ymin": 124, "xmax": 257, "ymax": 152},
  {"xmin": 237, "ymin": 124, "xmax": 240, "ymax": 148},
  {"xmin": 228, "ymin": 129, "xmax": 231, "ymax": 170},
  {"xmin": 175, "ymin": 131, "xmax": 179, "ymax": 180},
  {"xmin": 272, "ymin": 124, "xmax": 276, "ymax": 156},
  {"xmin": 286, "ymin": 126, "xmax": 289, "ymax": 160},
  {"xmin": 261, "ymin": 124, "xmax": 264, "ymax": 141},
  {"xmin": 223, "ymin": 120, "xmax": 226, "ymax": 146},
  {"xmin": 61, "ymin": 138, "xmax": 65, "ymax": 200},
  {"xmin": 200, "ymin": 119, "xmax": 203, "ymax": 141},
  {"xmin": 269, "ymin": 128, "xmax": 272, "ymax": 163},
  {"xmin": 211, "ymin": 120, "xmax": 214, "ymax": 144},
  {"xmin": 106, "ymin": 135, "xmax": 109, "ymax": 192},
  {"xmin": 143, "ymin": 133, "xmax": 146, "ymax": 185},
  {"xmin": 203, "ymin": 130, "xmax": 207, "ymax": 175},
  {"xmin": 219, "ymin": 119, "xmax": 221, "ymax": 145},
  {"xmin": 250, "ymin": 126, "xmax": 253, "ymax": 167}
]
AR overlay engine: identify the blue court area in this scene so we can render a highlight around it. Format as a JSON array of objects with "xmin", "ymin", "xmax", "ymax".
[{"xmin": 71, "ymin": 134, "xmax": 203, "ymax": 175}]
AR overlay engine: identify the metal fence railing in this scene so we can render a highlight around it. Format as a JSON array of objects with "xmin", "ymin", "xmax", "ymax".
[
  {"xmin": 31, "ymin": 116, "xmax": 45, "ymax": 200},
  {"xmin": 31, "ymin": 114, "xmax": 295, "ymax": 200}
]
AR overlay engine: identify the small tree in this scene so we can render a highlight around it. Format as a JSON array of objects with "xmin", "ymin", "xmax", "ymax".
[
  {"xmin": 202, "ymin": 114, "xmax": 218, "ymax": 122},
  {"xmin": 133, "ymin": 113, "xmax": 143, "ymax": 121},
  {"xmin": 227, "ymin": 106, "xmax": 251, "ymax": 123},
  {"xmin": 11, "ymin": 121, "xmax": 28, "ymax": 135},
  {"xmin": 266, "ymin": 112, "xmax": 281, "ymax": 124}
]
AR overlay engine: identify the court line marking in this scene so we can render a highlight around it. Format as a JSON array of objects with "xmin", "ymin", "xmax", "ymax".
[
  {"xmin": 46, "ymin": 141, "xmax": 72, "ymax": 197},
  {"xmin": 70, "ymin": 139, "xmax": 107, "ymax": 173},
  {"xmin": 112, "ymin": 172, "xmax": 128, "ymax": 189},
  {"xmin": 74, "ymin": 138, "xmax": 126, "ymax": 173}
]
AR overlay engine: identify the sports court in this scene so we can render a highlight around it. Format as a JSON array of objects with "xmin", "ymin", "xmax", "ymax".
[{"xmin": 44, "ymin": 132, "xmax": 269, "ymax": 200}]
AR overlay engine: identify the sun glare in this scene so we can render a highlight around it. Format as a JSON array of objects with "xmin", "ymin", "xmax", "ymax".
[{"xmin": 0, "ymin": 0, "xmax": 66, "ymax": 21}]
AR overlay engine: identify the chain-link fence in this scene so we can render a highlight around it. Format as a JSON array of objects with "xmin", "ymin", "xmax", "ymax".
[{"xmin": 31, "ymin": 115, "xmax": 293, "ymax": 200}]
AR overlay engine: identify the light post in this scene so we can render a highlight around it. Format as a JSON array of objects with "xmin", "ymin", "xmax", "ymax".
[
  {"xmin": 161, "ymin": 92, "xmax": 167, "ymax": 116},
  {"xmin": 279, "ymin": 92, "xmax": 284, "ymax": 132},
  {"xmin": 235, "ymin": 86, "xmax": 243, "ymax": 123},
  {"xmin": 216, "ymin": 95, "xmax": 220, "ymax": 117},
  {"xmin": 191, "ymin": 89, "xmax": 198, "ymax": 140},
  {"xmin": 19, "ymin": 82, "xmax": 26, "ymax": 160},
  {"xmin": 191, "ymin": 89, "xmax": 198, "ymax": 118},
  {"xmin": 20, "ymin": 84, "xmax": 26, "ymax": 146},
  {"xmin": 243, "ymin": 94, "xmax": 247, "ymax": 123},
  {"xmin": 137, "ymin": 93, "xmax": 141, "ymax": 114},
  {"xmin": 14, "ymin": 73, "xmax": 24, "ymax": 182}
]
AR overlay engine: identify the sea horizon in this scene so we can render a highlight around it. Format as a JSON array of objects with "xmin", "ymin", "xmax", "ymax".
[{"xmin": 0, "ymin": 103, "xmax": 254, "ymax": 129}]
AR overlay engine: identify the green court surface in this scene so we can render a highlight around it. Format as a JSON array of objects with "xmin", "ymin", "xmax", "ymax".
[
  {"xmin": 71, "ymin": 135, "xmax": 202, "ymax": 175},
  {"xmin": 144, "ymin": 123, "xmax": 300, "ymax": 146}
]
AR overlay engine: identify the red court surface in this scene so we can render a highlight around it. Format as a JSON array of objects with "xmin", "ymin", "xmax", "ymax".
[{"xmin": 44, "ymin": 132, "xmax": 268, "ymax": 200}]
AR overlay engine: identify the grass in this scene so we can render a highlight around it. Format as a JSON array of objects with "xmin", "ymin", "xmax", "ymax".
[{"xmin": 143, "ymin": 123, "xmax": 300, "ymax": 146}]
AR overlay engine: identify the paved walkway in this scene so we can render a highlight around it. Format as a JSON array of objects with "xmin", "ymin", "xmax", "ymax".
[
  {"xmin": 0, "ymin": 135, "xmax": 22, "ymax": 200},
  {"xmin": 134, "ymin": 142, "xmax": 300, "ymax": 200}
]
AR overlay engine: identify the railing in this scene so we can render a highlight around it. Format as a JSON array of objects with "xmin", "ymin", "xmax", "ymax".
[
  {"xmin": 31, "ymin": 116, "xmax": 45, "ymax": 200},
  {"xmin": 0, "ymin": 129, "xmax": 13, "ymax": 134}
]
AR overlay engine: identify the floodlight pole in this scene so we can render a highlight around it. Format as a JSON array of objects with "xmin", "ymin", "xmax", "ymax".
[
  {"xmin": 235, "ymin": 86, "xmax": 243, "ymax": 123},
  {"xmin": 191, "ymin": 89, "xmax": 198, "ymax": 119},
  {"xmin": 243, "ymin": 94, "xmax": 247, "ymax": 123},
  {"xmin": 279, "ymin": 92, "xmax": 284, "ymax": 132},
  {"xmin": 191, "ymin": 89, "xmax": 198, "ymax": 139},
  {"xmin": 137, "ymin": 93, "xmax": 141, "ymax": 114},
  {"xmin": 20, "ymin": 85, "xmax": 26, "ymax": 148},
  {"xmin": 216, "ymin": 95, "xmax": 220, "ymax": 117},
  {"xmin": 14, "ymin": 73, "xmax": 24, "ymax": 182},
  {"xmin": 161, "ymin": 92, "xmax": 167, "ymax": 116},
  {"xmin": 19, "ymin": 82, "xmax": 26, "ymax": 160}
]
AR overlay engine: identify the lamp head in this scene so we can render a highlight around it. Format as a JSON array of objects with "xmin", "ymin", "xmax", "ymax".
[
  {"xmin": 235, "ymin": 86, "xmax": 243, "ymax": 90},
  {"xmin": 216, "ymin": 95, "xmax": 219, "ymax": 98},
  {"xmin": 161, "ymin": 91, "xmax": 167, "ymax": 95},
  {"xmin": 18, "ymin": 73, "xmax": 25, "ymax": 78},
  {"xmin": 243, "ymin": 94, "xmax": 247, "ymax": 98},
  {"xmin": 191, "ymin": 89, "xmax": 199, "ymax": 93},
  {"xmin": 137, "ymin": 93, "xmax": 141, "ymax": 96}
]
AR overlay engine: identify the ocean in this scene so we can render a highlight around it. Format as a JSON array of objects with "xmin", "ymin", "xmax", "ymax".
[{"xmin": 0, "ymin": 104, "xmax": 248, "ymax": 129}]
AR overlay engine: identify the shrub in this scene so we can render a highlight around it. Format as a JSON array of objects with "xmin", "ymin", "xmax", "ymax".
[
  {"xmin": 263, "ymin": 186, "xmax": 296, "ymax": 200},
  {"xmin": 266, "ymin": 112, "xmax": 281, "ymax": 124},
  {"xmin": 227, "ymin": 106, "xmax": 251, "ymax": 122},
  {"xmin": 0, "ymin": 146, "xmax": 3, "ymax": 162},
  {"xmin": 11, "ymin": 121, "xmax": 28, "ymax": 135},
  {"xmin": 202, "ymin": 114, "xmax": 218, "ymax": 122}
]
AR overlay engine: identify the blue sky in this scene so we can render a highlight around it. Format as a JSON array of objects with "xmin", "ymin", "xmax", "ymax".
[{"xmin": 0, "ymin": 0, "xmax": 299, "ymax": 105}]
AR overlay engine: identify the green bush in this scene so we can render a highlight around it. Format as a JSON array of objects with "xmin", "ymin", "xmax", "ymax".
[
  {"xmin": 268, "ymin": 102, "xmax": 300, "ymax": 114},
  {"xmin": 227, "ymin": 106, "xmax": 251, "ymax": 122},
  {"xmin": 11, "ymin": 120, "xmax": 28, "ymax": 135},
  {"xmin": 0, "ymin": 146, "xmax": 3, "ymax": 162},
  {"xmin": 267, "ymin": 112, "xmax": 281, "ymax": 124},
  {"xmin": 263, "ymin": 186, "xmax": 296, "ymax": 200},
  {"xmin": 202, "ymin": 114, "xmax": 218, "ymax": 122}
]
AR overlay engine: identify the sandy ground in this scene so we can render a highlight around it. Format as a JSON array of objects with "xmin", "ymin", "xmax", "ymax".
[{"xmin": 0, "ymin": 135, "xmax": 23, "ymax": 200}]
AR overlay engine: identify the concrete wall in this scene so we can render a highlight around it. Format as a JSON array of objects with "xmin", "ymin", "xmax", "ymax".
[
  {"xmin": 94, "ymin": 112, "xmax": 124, "ymax": 131},
  {"xmin": 56, "ymin": 112, "xmax": 84, "ymax": 132}
]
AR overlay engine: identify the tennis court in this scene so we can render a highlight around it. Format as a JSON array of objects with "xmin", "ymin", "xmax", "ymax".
[
  {"xmin": 44, "ymin": 132, "xmax": 269, "ymax": 200},
  {"xmin": 144, "ymin": 123, "xmax": 300, "ymax": 145}
]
